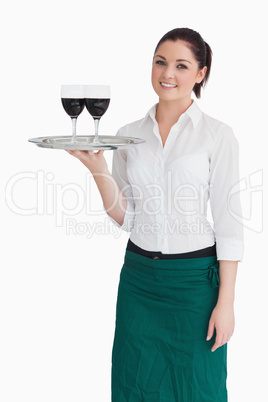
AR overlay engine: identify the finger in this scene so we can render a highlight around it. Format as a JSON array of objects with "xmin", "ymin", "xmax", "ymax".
[
  {"xmin": 226, "ymin": 334, "xmax": 232, "ymax": 342},
  {"xmin": 222, "ymin": 334, "xmax": 229, "ymax": 345},
  {"xmin": 206, "ymin": 321, "xmax": 215, "ymax": 341},
  {"xmin": 68, "ymin": 149, "xmax": 80, "ymax": 155},
  {"xmin": 65, "ymin": 150, "xmax": 81, "ymax": 157},
  {"xmin": 65, "ymin": 151, "xmax": 83, "ymax": 161},
  {"xmin": 211, "ymin": 332, "xmax": 224, "ymax": 352},
  {"xmin": 76, "ymin": 151, "xmax": 91, "ymax": 161}
]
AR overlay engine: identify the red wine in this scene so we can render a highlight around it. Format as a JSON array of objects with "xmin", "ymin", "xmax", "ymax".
[
  {"xmin": 85, "ymin": 98, "xmax": 110, "ymax": 118},
  {"xmin": 61, "ymin": 98, "xmax": 85, "ymax": 117}
]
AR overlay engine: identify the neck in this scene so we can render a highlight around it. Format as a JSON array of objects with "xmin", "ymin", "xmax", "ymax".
[{"xmin": 156, "ymin": 98, "xmax": 193, "ymax": 124}]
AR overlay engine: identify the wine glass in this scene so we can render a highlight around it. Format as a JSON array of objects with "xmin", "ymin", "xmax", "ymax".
[
  {"xmin": 84, "ymin": 85, "xmax": 110, "ymax": 144},
  {"xmin": 61, "ymin": 85, "xmax": 85, "ymax": 143}
]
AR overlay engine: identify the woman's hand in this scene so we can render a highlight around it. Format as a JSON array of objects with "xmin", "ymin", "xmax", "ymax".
[
  {"xmin": 206, "ymin": 302, "xmax": 235, "ymax": 352},
  {"xmin": 66, "ymin": 150, "xmax": 109, "ymax": 175}
]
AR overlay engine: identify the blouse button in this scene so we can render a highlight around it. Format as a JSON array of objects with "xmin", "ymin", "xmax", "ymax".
[{"xmin": 153, "ymin": 256, "xmax": 160, "ymax": 259}]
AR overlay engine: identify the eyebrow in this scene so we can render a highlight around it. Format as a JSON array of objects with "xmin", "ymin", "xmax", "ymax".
[{"xmin": 154, "ymin": 55, "xmax": 192, "ymax": 64}]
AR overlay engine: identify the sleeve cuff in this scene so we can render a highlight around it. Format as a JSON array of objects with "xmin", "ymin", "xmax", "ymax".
[{"xmin": 215, "ymin": 237, "xmax": 244, "ymax": 262}]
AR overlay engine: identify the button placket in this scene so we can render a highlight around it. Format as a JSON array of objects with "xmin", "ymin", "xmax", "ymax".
[{"xmin": 153, "ymin": 150, "xmax": 164, "ymax": 251}]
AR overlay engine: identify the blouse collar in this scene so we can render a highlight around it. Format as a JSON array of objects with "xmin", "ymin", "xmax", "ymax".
[{"xmin": 138, "ymin": 99, "xmax": 202, "ymax": 129}]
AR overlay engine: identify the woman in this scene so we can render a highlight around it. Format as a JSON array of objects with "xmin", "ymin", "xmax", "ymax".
[{"xmin": 67, "ymin": 28, "xmax": 244, "ymax": 401}]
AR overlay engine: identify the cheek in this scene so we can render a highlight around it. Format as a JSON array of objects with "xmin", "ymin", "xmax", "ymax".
[
  {"xmin": 151, "ymin": 66, "xmax": 159, "ymax": 79},
  {"xmin": 151, "ymin": 67, "xmax": 160, "ymax": 86},
  {"xmin": 177, "ymin": 72, "xmax": 195, "ymax": 86}
]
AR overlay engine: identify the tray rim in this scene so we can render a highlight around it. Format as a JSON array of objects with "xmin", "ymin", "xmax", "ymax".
[{"xmin": 28, "ymin": 135, "xmax": 145, "ymax": 150}]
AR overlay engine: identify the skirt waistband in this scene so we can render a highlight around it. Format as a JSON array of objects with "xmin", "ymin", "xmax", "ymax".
[
  {"xmin": 123, "ymin": 250, "xmax": 220, "ymax": 288},
  {"xmin": 124, "ymin": 249, "xmax": 218, "ymax": 269},
  {"xmin": 126, "ymin": 239, "xmax": 217, "ymax": 260}
]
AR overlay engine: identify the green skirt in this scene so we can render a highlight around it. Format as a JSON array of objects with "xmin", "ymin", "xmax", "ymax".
[{"xmin": 111, "ymin": 249, "xmax": 227, "ymax": 402}]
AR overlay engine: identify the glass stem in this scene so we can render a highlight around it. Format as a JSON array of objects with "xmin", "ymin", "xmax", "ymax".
[
  {"xmin": 93, "ymin": 118, "xmax": 100, "ymax": 143},
  {"xmin": 71, "ymin": 117, "xmax": 77, "ymax": 143}
]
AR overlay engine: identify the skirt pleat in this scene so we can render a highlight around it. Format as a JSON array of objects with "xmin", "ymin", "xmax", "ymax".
[{"xmin": 112, "ymin": 250, "xmax": 228, "ymax": 402}]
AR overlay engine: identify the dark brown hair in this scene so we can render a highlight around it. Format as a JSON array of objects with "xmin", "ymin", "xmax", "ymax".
[{"xmin": 154, "ymin": 28, "xmax": 213, "ymax": 98}]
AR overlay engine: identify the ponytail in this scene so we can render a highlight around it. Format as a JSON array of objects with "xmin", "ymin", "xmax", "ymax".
[{"xmin": 193, "ymin": 41, "xmax": 213, "ymax": 98}]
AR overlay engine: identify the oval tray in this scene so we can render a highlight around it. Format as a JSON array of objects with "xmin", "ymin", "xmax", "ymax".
[{"xmin": 28, "ymin": 135, "xmax": 145, "ymax": 150}]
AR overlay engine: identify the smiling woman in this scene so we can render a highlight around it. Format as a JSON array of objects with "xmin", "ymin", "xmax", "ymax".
[
  {"xmin": 152, "ymin": 42, "xmax": 207, "ymax": 103},
  {"xmin": 109, "ymin": 28, "xmax": 242, "ymax": 402},
  {"xmin": 153, "ymin": 27, "xmax": 212, "ymax": 99},
  {"xmin": 66, "ymin": 27, "xmax": 243, "ymax": 402}
]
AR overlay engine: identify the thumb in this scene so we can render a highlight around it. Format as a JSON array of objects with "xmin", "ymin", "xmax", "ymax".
[{"xmin": 206, "ymin": 320, "xmax": 215, "ymax": 341}]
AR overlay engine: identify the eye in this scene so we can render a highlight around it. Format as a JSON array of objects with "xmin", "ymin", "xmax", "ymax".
[
  {"xmin": 177, "ymin": 64, "xmax": 187, "ymax": 69},
  {"xmin": 155, "ymin": 60, "xmax": 166, "ymax": 66}
]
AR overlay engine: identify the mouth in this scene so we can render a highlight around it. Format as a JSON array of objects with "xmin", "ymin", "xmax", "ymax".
[{"xmin": 160, "ymin": 82, "xmax": 178, "ymax": 89}]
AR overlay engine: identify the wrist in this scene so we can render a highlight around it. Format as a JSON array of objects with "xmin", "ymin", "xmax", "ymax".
[
  {"xmin": 91, "ymin": 168, "xmax": 111, "ymax": 178},
  {"xmin": 217, "ymin": 292, "xmax": 235, "ymax": 307}
]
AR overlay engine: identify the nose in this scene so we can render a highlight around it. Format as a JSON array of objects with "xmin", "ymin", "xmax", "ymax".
[{"xmin": 162, "ymin": 65, "xmax": 175, "ymax": 79}]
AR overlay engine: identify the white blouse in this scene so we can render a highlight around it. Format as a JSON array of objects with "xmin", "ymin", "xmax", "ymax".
[{"xmin": 108, "ymin": 100, "xmax": 244, "ymax": 261}]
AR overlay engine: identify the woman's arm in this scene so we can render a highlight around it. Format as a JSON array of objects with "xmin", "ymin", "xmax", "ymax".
[
  {"xmin": 206, "ymin": 124, "xmax": 243, "ymax": 351},
  {"xmin": 217, "ymin": 260, "xmax": 238, "ymax": 306},
  {"xmin": 209, "ymin": 125, "xmax": 244, "ymax": 261},
  {"xmin": 206, "ymin": 260, "xmax": 238, "ymax": 352}
]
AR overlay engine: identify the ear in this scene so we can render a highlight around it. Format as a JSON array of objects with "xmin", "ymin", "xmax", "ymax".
[{"xmin": 196, "ymin": 66, "xmax": 207, "ymax": 84}]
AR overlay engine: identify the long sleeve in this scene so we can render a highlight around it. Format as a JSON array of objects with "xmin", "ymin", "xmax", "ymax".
[
  {"xmin": 105, "ymin": 131, "xmax": 136, "ymax": 232},
  {"xmin": 209, "ymin": 125, "xmax": 244, "ymax": 261}
]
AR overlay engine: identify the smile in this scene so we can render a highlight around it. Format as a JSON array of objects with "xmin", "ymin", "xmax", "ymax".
[{"xmin": 160, "ymin": 82, "xmax": 178, "ymax": 89}]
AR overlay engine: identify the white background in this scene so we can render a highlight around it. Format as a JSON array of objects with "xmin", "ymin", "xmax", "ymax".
[{"xmin": 1, "ymin": 0, "xmax": 267, "ymax": 400}]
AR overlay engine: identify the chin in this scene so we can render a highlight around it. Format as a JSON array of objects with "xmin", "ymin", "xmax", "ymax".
[{"xmin": 159, "ymin": 94, "xmax": 182, "ymax": 102}]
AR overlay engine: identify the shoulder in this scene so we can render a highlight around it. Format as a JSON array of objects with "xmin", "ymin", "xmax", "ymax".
[
  {"xmin": 201, "ymin": 110, "xmax": 233, "ymax": 134},
  {"xmin": 116, "ymin": 117, "xmax": 146, "ymax": 137},
  {"xmin": 116, "ymin": 104, "xmax": 156, "ymax": 137},
  {"xmin": 199, "ymin": 110, "xmax": 238, "ymax": 146}
]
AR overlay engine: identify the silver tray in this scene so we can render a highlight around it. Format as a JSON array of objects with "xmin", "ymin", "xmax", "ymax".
[{"xmin": 28, "ymin": 135, "xmax": 145, "ymax": 150}]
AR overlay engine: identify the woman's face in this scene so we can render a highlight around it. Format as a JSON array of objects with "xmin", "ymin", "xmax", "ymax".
[{"xmin": 151, "ymin": 40, "xmax": 207, "ymax": 103}]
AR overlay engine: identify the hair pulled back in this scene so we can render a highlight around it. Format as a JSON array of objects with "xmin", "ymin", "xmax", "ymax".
[{"xmin": 154, "ymin": 28, "xmax": 212, "ymax": 98}]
